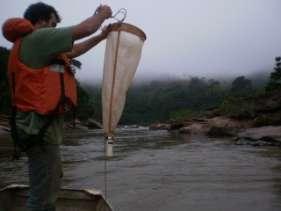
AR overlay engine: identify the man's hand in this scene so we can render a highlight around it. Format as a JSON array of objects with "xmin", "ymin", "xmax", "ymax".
[
  {"xmin": 95, "ymin": 5, "xmax": 112, "ymax": 19},
  {"xmin": 101, "ymin": 22, "xmax": 123, "ymax": 39},
  {"xmin": 100, "ymin": 24, "xmax": 112, "ymax": 39},
  {"xmin": 72, "ymin": 5, "xmax": 112, "ymax": 40}
]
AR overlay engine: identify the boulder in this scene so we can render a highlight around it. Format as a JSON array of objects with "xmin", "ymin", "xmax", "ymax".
[
  {"xmin": 169, "ymin": 122, "xmax": 184, "ymax": 130},
  {"xmin": 236, "ymin": 126, "xmax": 281, "ymax": 146},
  {"xmin": 206, "ymin": 116, "xmax": 253, "ymax": 137},
  {"xmin": 149, "ymin": 123, "xmax": 171, "ymax": 130},
  {"xmin": 179, "ymin": 123, "xmax": 209, "ymax": 134},
  {"xmin": 207, "ymin": 126, "xmax": 238, "ymax": 137},
  {"xmin": 207, "ymin": 116, "xmax": 252, "ymax": 129}
]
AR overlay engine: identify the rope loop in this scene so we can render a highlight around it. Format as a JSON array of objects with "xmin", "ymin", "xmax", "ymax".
[{"xmin": 111, "ymin": 8, "xmax": 127, "ymax": 23}]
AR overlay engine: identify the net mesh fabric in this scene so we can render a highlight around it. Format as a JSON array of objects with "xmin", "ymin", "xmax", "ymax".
[{"xmin": 102, "ymin": 28, "xmax": 144, "ymax": 135}]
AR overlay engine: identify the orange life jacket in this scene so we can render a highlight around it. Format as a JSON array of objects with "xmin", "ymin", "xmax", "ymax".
[{"xmin": 3, "ymin": 18, "xmax": 77, "ymax": 115}]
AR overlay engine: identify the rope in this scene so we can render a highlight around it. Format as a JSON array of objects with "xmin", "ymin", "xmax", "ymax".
[
  {"xmin": 102, "ymin": 5, "xmax": 126, "ymax": 202},
  {"xmin": 111, "ymin": 8, "xmax": 127, "ymax": 23},
  {"xmin": 103, "ymin": 28, "xmax": 122, "ymax": 202},
  {"xmin": 95, "ymin": 5, "xmax": 127, "ymax": 23},
  {"xmin": 104, "ymin": 144, "xmax": 108, "ymax": 199},
  {"xmin": 107, "ymin": 30, "xmax": 121, "ymax": 135}
]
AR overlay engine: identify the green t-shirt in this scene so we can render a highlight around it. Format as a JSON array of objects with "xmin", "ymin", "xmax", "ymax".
[
  {"xmin": 21, "ymin": 26, "xmax": 73, "ymax": 68},
  {"xmin": 16, "ymin": 26, "xmax": 73, "ymax": 145}
]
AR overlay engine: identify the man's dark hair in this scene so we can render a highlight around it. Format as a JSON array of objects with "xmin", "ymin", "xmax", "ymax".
[{"xmin": 23, "ymin": 2, "xmax": 61, "ymax": 24}]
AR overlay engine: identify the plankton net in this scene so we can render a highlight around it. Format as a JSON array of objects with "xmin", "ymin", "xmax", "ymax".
[{"xmin": 102, "ymin": 22, "xmax": 146, "ymax": 157}]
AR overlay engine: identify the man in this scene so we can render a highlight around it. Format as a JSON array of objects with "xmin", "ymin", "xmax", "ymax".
[{"xmin": 2, "ymin": 2, "xmax": 112, "ymax": 211}]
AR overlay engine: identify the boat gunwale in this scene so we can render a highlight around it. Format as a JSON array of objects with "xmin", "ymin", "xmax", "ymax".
[{"xmin": 0, "ymin": 184, "xmax": 113, "ymax": 210}]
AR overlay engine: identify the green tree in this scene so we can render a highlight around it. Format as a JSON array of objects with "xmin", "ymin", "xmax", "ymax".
[
  {"xmin": 121, "ymin": 77, "xmax": 227, "ymax": 124},
  {"xmin": 266, "ymin": 57, "xmax": 281, "ymax": 92},
  {"xmin": 230, "ymin": 76, "xmax": 253, "ymax": 96},
  {"xmin": 76, "ymin": 83, "xmax": 96, "ymax": 121}
]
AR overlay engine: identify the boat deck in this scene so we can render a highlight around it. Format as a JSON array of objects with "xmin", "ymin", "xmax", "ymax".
[{"xmin": 0, "ymin": 184, "xmax": 112, "ymax": 211}]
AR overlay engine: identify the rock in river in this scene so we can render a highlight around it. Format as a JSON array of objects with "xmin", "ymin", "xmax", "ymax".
[{"xmin": 236, "ymin": 126, "xmax": 281, "ymax": 146}]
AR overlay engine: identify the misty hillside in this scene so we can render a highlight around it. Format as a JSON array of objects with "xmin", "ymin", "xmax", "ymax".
[{"xmin": 81, "ymin": 72, "xmax": 277, "ymax": 125}]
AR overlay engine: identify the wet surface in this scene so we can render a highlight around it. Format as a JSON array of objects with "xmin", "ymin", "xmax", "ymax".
[{"xmin": 1, "ymin": 128, "xmax": 281, "ymax": 211}]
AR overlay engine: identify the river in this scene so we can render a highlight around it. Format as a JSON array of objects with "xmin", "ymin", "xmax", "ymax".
[{"xmin": 1, "ymin": 128, "xmax": 281, "ymax": 211}]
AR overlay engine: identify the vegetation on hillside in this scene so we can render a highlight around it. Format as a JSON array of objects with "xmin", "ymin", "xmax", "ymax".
[
  {"xmin": 266, "ymin": 57, "xmax": 281, "ymax": 92},
  {"xmin": 84, "ymin": 71, "xmax": 276, "ymax": 125}
]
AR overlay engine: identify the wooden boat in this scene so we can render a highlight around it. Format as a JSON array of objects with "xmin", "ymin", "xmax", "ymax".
[{"xmin": 0, "ymin": 184, "xmax": 112, "ymax": 211}]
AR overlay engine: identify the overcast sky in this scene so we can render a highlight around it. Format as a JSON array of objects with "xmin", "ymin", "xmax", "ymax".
[{"xmin": 1, "ymin": 0, "xmax": 281, "ymax": 82}]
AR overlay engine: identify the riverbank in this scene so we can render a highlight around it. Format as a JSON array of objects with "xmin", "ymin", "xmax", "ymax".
[
  {"xmin": 150, "ymin": 116, "xmax": 281, "ymax": 147},
  {"xmin": 150, "ymin": 90, "xmax": 281, "ymax": 146}
]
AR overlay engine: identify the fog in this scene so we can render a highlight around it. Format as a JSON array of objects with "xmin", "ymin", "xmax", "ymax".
[{"xmin": 1, "ymin": 0, "xmax": 280, "ymax": 83}]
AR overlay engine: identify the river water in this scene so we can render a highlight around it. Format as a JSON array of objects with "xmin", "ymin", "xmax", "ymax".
[{"xmin": 1, "ymin": 128, "xmax": 281, "ymax": 211}]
